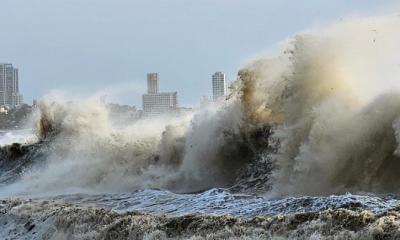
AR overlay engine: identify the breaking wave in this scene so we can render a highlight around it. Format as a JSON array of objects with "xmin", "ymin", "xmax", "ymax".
[
  {"xmin": 4, "ymin": 199, "xmax": 400, "ymax": 240},
  {"xmin": 2, "ymin": 14, "xmax": 400, "ymax": 198}
]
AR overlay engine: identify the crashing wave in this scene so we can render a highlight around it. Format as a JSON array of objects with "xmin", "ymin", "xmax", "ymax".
[{"xmin": 2, "ymin": 15, "xmax": 400, "ymax": 198}]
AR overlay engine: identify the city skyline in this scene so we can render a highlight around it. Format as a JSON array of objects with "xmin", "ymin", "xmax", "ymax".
[
  {"xmin": 1, "ymin": 1, "xmax": 397, "ymax": 107},
  {"xmin": 0, "ymin": 63, "xmax": 227, "ymax": 109}
]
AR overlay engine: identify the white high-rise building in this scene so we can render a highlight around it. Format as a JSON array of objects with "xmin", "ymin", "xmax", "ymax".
[
  {"xmin": 0, "ymin": 63, "xmax": 22, "ymax": 108},
  {"xmin": 212, "ymin": 72, "xmax": 226, "ymax": 101},
  {"xmin": 142, "ymin": 73, "xmax": 178, "ymax": 116}
]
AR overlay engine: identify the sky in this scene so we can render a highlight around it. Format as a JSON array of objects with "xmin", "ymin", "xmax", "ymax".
[{"xmin": 1, "ymin": 0, "xmax": 399, "ymax": 108}]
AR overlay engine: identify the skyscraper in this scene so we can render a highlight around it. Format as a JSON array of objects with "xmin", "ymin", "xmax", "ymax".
[
  {"xmin": 147, "ymin": 73, "xmax": 159, "ymax": 94},
  {"xmin": 0, "ymin": 63, "xmax": 22, "ymax": 108},
  {"xmin": 212, "ymin": 72, "xmax": 226, "ymax": 101},
  {"xmin": 142, "ymin": 73, "xmax": 178, "ymax": 116}
]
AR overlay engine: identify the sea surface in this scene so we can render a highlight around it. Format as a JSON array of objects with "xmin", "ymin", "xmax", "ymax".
[{"xmin": 1, "ymin": 129, "xmax": 400, "ymax": 239}]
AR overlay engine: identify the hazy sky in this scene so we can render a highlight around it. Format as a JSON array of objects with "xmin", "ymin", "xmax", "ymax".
[{"xmin": 1, "ymin": 0, "xmax": 399, "ymax": 107}]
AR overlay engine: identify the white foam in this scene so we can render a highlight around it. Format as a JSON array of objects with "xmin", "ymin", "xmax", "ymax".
[{"xmin": 0, "ymin": 129, "xmax": 37, "ymax": 146}]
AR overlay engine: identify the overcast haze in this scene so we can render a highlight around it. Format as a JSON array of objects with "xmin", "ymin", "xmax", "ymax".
[{"xmin": 1, "ymin": 0, "xmax": 399, "ymax": 107}]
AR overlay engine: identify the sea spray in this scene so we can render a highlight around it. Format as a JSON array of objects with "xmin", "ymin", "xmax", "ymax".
[{"xmin": 2, "ymin": 15, "xmax": 400, "ymax": 198}]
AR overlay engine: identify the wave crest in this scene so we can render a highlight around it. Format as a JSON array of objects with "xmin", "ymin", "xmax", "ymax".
[{"xmin": 2, "ymin": 15, "xmax": 400, "ymax": 197}]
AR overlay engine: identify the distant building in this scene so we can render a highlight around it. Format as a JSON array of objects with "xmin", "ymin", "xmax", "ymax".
[
  {"xmin": 142, "ymin": 73, "xmax": 178, "ymax": 116},
  {"xmin": 147, "ymin": 73, "xmax": 159, "ymax": 94},
  {"xmin": 143, "ymin": 92, "xmax": 178, "ymax": 116},
  {"xmin": 212, "ymin": 72, "xmax": 226, "ymax": 101},
  {"xmin": 200, "ymin": 96, "xmax": 212, "ymax": 108},
  {"xmin": 18, "ymin": 94, "xmax": 23, "ymax": 106},
  {"xmin": 0, "ymin": 63, "xmax": 22, "ymax": 108},
  {"xmin": 107, "ymin": 103, "xmax": 141, "ymax": 124}
]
